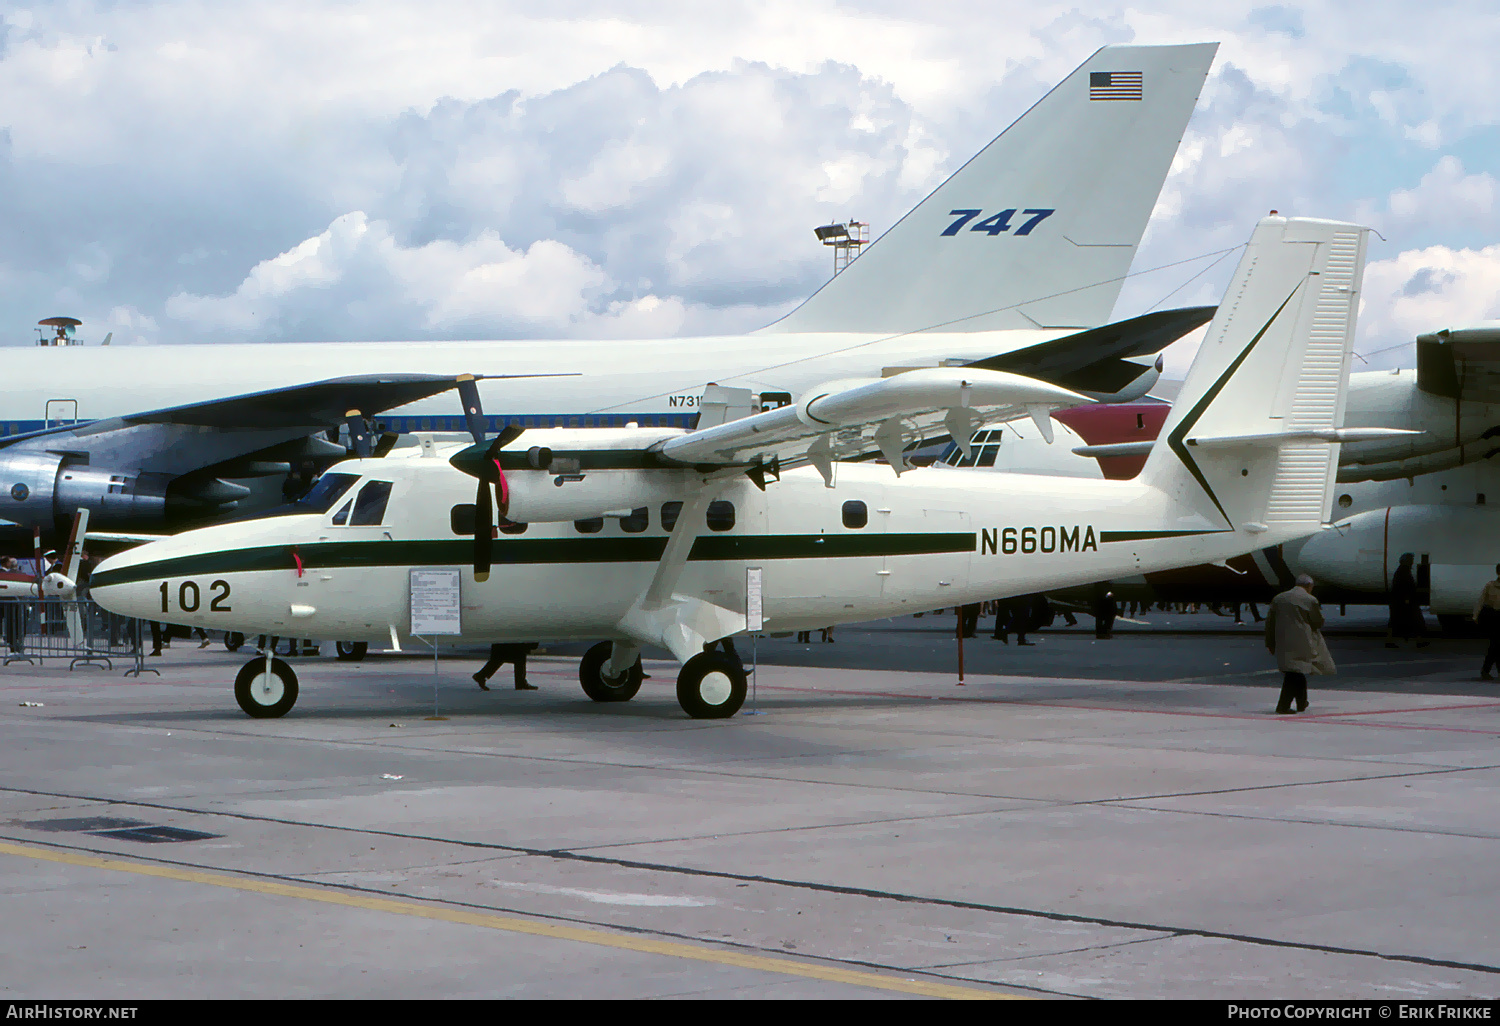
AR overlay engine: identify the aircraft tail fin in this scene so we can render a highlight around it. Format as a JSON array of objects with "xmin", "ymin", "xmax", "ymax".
[
  {"xmin": 1142, "ymin": 216, "xmax": 1371, "ymax": 538},
  {"xmin": 761, "ymin": 42, "xmax": 1217, "ymax": 336}
]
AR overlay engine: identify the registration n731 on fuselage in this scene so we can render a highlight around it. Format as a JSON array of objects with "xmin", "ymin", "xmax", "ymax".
[{"xmin": 92, "ymin": 216, "xmax": 1408, "ymax": 720}]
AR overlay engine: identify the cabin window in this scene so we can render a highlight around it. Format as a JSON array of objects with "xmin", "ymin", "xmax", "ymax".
[
  {"xmin": 349, "ymin": 480, "xmax": 393, "ymax": 526},
  {"xmin": 450, "ymin": 504, "xmax": 475, "ymax": 535},
  {"xmin": 661, "ymin": 501, "xmax": 682, "ymax": 531},
  {"xmin": 331, "ymin": 500, "xmax": 352, "ymax": 526},
  {"xmin": 499, "ymin": 519, "xmax": 528, "ymax": 535},
  {"xmin": 976, "ymin": 445, "xmax": 999, "ymax": 468},
  {"xmin": 575, "ymin": 516, "xmax": 604, "ymax": 534},
  {"xmin": 620, "ymin": 507, "xmax": 649, "ymax": 533},
  {"xmin": 842, "ymin": 500, "xmax": 868, "ymax": 529},
  {"xmin": 300, "ymin": 472, "xmax": 360, "ymax": 513},
  {"xmin": 707, "ymin": 500, "xmax": 735, "ymax": 532}
]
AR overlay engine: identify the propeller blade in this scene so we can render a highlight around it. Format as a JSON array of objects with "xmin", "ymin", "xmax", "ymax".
[
  {"xmin": 344, "ymin": 409, "xmax": 373, "ymax": 458},
  {"xmin": 474, "ymin": 476, "xmax": 493, "ymax": 582},
  {"xmin": 456, "ymin": 375, "xmax": 488, "ymax": 446}
]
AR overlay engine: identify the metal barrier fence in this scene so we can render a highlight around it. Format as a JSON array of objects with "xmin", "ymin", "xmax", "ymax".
[{"xmin": 1, "ymin": 598, "xmax": 155, "ymax": 675}]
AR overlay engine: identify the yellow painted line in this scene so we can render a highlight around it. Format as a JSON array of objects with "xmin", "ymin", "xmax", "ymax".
[{"xmin": 0, "ymin": 839, "xmax": 1011, "ymax": 1000}]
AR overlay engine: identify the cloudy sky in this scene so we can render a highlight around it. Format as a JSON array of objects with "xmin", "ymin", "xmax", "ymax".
[{"xmin": 1, "ymin": 1, "xmax": 1496, "ymax": 374}]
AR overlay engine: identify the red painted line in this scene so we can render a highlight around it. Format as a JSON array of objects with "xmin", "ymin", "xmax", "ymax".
[
  {"xmin": 750, "ymin": 682, "xmax": 1500, "ymax": 734},
  {"xmin": 1298, "ymin": 701, "xmax": 1500, "ymax": 719}
]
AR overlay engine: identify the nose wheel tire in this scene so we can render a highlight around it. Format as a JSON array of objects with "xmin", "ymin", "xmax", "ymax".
[
  {"xmin": 676, "ymin": 652, "xmax": 747, "ymax": 719},
  {"xmin": 579, "ymin": 640, "xmax": 644, "ymax": 702},
  {"xmin": 335, "ymin": 641, "xmax": 368, "ymax": 662},
  {"xmin": 234, "ymin": 657, "xmax": 299, "ymax": 718}
]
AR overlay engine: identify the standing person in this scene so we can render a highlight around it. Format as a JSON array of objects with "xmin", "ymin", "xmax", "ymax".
[
  {"xmin": 1386, "ymin": 552, "xmax": 1429, "ymax": 649},
  {"xmin": 1264, "ymin": 574, "xmax": 1336, "ymax": 714},
  {"xmin": 1, "ymin": 557, "xmax": 28, "ymax": 655},
  {"xmin": 1474, "ymin": 564, "xmax": 1500, "ymax": 680},
  {"xmin": 990, "ymin": 597, "xmax": 1018, "ymax": 643},
  {"xmin": 1091, "ymin": 585, "xmax": 1117, "ymax": 639},
  {"xmin": 959, "ymin": 603, "xmax": 981, "ymax": 639},
  {"xmin": 473, "ymin": 642, "xmax": 538, "ymax": 691}
]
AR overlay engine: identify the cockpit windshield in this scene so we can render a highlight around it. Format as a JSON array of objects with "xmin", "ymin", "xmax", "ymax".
[{"xmin": 296, "ymin": 473, "xmax": 360, "ymax": 513}]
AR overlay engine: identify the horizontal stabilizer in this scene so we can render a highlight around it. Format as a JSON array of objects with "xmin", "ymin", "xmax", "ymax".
[
  {"xmin": 1185, "ymin": 428, "xmax": 1420, "ymax": 449},
  {"xmin": 968, "ymin": 305, "xmax": 1214, "ymax": 399},
  {"xmin": 1073, "ymin": 440, "xmax": 1154, "ymax": 459}
]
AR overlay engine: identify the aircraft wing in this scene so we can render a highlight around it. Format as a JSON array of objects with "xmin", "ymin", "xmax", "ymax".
[
  {"xmin": 118, "ymin": 373, "xmax": 480, "ymax": 430},
  {"xmin": 1416, "ymin": 324, "xmax": 1500, "ymax": 403},
  {"xmin": 654, "ymin": 368, "xmax": 1087, "ymax": 481}
]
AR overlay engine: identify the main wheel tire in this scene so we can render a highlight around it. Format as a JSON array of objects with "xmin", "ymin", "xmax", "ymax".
[
  {"xmin": 579, "ymin": 640, "xmax": 644, "ymax": 702},
  {"xmin": 224, "ymin": 631, "xmax": 245, "ymax": 652},
  {"xmin": 676, "ymin": 652, "xmax": 747, "ymax": 719},
  {"xmin": 335, "ymin": 641, "xmax": 368, "ymax": 662},
  {"xmin": 234, "ymin": 657, "xmax": 299, "ymax": 719}
]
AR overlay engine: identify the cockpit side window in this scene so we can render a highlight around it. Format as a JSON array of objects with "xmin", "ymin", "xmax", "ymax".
[
  {"xmin": 298, "ymin": 472, "xmax": 360, "ymax": 513},
  {"xmin": 331, "ymin": 500, "xmax": 352, "ymax": 526},
  {"xmin": 349, "ymin": 480, "xmax": 394, "ymax": 526}
]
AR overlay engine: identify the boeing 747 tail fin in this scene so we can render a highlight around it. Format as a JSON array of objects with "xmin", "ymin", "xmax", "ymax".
[{"xmin": 762, "ymin": 42, "xmax": 1217, "ymax": 335}]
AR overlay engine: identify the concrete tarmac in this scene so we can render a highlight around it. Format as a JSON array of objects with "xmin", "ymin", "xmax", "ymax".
[{"xmin": 2, "ymin": 623, "xmax": 1498, "ymax": 999}]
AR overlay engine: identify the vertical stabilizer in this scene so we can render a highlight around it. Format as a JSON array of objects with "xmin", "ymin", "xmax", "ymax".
[
  {"xmin": 762, "ymin": 43, "xmax": 1217, "ymax": 335},
  {"xmin": 1143, "ymin": 216, "xmax": 1371, "ymax": 535}
]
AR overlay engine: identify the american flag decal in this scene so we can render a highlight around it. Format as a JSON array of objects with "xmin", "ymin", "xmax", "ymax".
[{"xmin": 1090, "ymin": 71, "xmax": 1143, "ymax": 101}]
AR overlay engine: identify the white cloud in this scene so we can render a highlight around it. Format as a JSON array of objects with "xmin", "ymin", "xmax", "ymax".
[
  {"xmin": 1359, "ymin": 244, "xmax": 1500, "ymax": 359},
  {"xmin": 1380, "ymin": 156, "xmax": 1498, "ymax": 237},
  {"xmin": 164, "ymin": 212, "xmax": 635, "ymax": 339}
]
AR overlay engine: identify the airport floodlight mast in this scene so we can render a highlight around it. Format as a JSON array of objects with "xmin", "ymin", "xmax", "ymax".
[{"xmin": 814, "ymin": 220, "xmax": 869, "ymax": 276}]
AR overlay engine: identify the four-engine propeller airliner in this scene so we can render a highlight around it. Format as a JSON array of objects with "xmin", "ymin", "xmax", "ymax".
[{"xmin": 91, "ymin": 215, "xmax": 1406, "ymax": 720}]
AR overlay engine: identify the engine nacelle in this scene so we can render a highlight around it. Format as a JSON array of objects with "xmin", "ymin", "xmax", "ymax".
[
  {"xmin": 1297, "ymin": 504, "xmax": 1500, "ymax": 613},
  {"xmin": 500, "ymin": 468, "xmax": 694, "ymax": 523},
  {"xmin": 0, "ymin": 452, "xmax": 168, "ymax": 532}
]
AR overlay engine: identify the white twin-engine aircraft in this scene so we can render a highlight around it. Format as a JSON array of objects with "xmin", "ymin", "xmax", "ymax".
[{"xmin": 93, "ymin": 217, "xmax": 1407, "ymax": 721}]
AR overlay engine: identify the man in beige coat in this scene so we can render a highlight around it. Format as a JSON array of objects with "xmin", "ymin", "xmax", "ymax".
[{"xmin": 1265, "ymin": 574, "xmax": 1336, "ymax": 714}]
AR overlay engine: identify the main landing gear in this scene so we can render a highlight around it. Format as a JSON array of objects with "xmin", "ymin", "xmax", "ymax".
[
  {"xmin": 234, "ymin": 655, "xmax": 299, "ymax": 718},
  {"xmin": 676, "ymin": 652, "xmax": 747, "ymax": 719},
  {"xmin": 577, "ymin": 641, "xmax": 747, "ymax": 719},
  {"xmin": 578, "ymin": 641, "xmax": 644, "ymax": 703},
  {"xmin": 335, "ymin": 641, "xmax": 369, "ymax": 662}
]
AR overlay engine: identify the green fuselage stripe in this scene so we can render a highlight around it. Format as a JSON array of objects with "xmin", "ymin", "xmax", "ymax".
[
  {"xmin": 1098, "ymin": 530, "xmax": 1224, "ymax": 543},
  {"xmin": 90, "ymin": 532, "xmax": 977, "ymax": 588}
]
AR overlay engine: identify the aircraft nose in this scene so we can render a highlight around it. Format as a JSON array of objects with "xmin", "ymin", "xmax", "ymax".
[{"xmin": 88, "ymin": 552, "xmax": 152, "ymax": 619}]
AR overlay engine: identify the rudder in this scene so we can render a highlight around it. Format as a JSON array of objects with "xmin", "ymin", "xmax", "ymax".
[{"xmin": 1143, "ymin": 216, "xmax": 1371, "ymax": 537}]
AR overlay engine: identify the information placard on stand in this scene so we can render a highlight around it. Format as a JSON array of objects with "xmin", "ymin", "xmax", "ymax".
[
  {"xmin": 410, "ymin": 568, "xmax": 462, "ymax": 720},
  {"xmin": 746, "ymin": 567, "xmax": 763, "ymax": 715},
  {"xmin": 410, "ymin": 569, "xmax": 462, "ymax": 636}
]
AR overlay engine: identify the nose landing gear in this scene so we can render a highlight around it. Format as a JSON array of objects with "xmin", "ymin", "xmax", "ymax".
[{"xmin": 234, "ymin": 656, "xmax": 299, "ymax": 718}]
